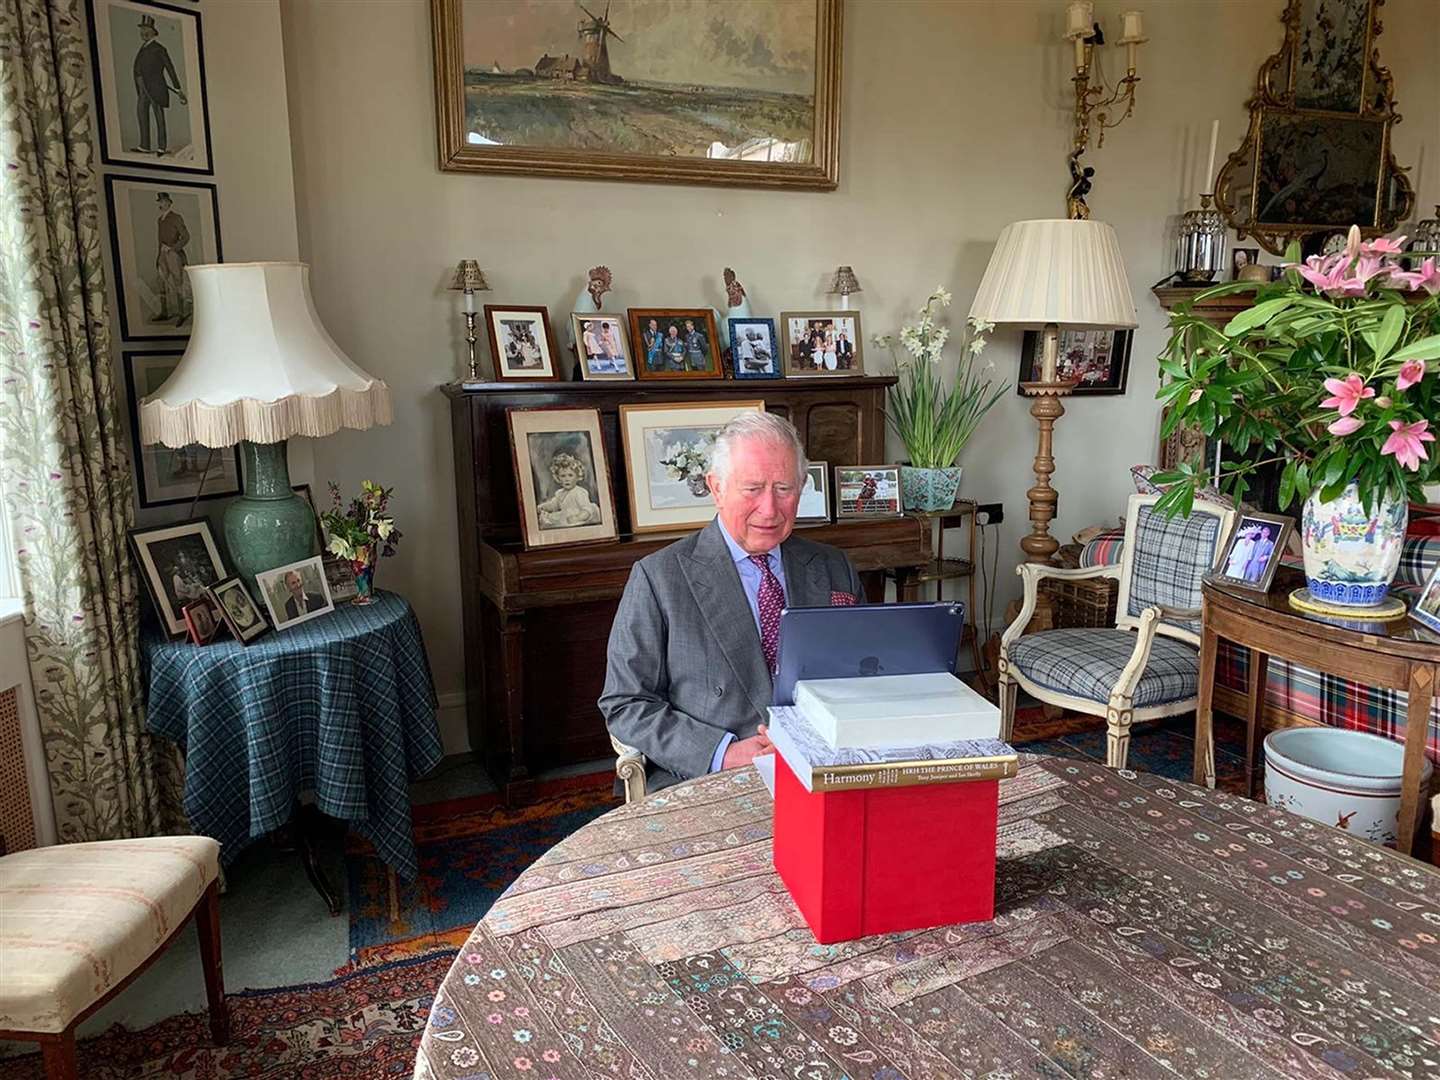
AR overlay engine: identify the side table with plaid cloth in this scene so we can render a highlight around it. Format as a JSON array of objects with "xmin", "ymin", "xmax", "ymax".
[{"xmin": 143, "ymin": 590, "xmax": 443, "ymax": 911}]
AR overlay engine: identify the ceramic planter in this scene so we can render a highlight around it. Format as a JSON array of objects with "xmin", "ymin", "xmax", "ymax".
[
  {"xmin": 1300, "ymin": 482, "xmax": 1407, "ymax": 607},
  {"xmin": 1263, "ymin": 728, "xmax": 1431, "ymax": 847},
  {"xmin": 900, "ymin": 466, "xmax": 963, "ymax": 513}
]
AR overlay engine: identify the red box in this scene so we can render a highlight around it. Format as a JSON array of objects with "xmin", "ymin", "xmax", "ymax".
[{"xmin": 771, "ymin": 752, "xmax": 998, "ymax": 943}]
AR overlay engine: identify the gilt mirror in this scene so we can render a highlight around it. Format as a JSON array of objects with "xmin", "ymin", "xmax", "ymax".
[{"xmin": 1215, "ymin": 0, "xmax": 1414, "ymax": 255}]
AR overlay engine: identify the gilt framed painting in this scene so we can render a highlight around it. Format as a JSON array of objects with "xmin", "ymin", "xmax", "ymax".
[{"xmin": 430, "ymin": 0, "xmax": 842, "ymax": 190}]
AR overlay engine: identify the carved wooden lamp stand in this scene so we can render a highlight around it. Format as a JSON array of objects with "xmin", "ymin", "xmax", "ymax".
[{"xmin": 970, "ymin": 219, "xmax": 1137, "ymax": 564}]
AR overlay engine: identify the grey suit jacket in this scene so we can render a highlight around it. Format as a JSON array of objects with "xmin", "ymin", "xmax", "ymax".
[{"xmin": 599, "ymin": 518, "xmax": 866, "ymax": 793}]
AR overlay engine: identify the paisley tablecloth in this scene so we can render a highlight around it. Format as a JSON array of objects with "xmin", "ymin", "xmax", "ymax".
[{"xmin": 413, "ymin": 754, "xmax": 1440, "ymax": 1080}]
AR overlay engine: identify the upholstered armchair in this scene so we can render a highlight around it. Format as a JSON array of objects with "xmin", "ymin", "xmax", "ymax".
[
  {"xmin": 998, "ymin": 494, "xmax": 1237, "ymax": 769},
  {"xmin": 610, "ymin": 733, "xmax": 647, "ymax": 804}
]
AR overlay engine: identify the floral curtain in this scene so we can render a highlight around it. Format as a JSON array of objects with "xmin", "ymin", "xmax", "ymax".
[{"xmin": 0, "ymin": 0, "xmax": 184, "ymax": 841}]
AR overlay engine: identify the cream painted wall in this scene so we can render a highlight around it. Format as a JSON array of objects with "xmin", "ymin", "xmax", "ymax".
[{"xmin": 270, "ymin": 0, "xmax": 1439, "ymax": 749}]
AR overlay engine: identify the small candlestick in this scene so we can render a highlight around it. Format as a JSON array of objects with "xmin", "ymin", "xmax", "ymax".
[{"xmin": 1204, "ymin": 119, "xmax": 1219, "ymax": 196}]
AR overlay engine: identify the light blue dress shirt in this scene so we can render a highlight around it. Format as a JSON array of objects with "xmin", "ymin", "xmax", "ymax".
[{"xmin": 708, "ymin": 520, "xmax": 787, "ymax": 772}]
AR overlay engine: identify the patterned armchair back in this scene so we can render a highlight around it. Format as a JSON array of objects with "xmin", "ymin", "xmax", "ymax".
[{"xmin": 1116, "ymin": 495, "xmax": 1236, "ymax": 644}]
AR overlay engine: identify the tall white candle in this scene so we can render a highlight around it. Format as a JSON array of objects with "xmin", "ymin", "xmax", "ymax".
[
  {"xmin": 1204, "ymin": 119, "xmax": 1219, "ymax": 195},
  {"xmin": 463, "ymin": 289, "xmax": 476, "ymax": 314}
]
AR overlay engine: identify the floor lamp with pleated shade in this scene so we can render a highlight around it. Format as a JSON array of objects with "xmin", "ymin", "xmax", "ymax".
[
  {"xmin": 139, "ymin": 262, "xmax": 392, "ymax": 587},
  {"xmin": 969, "ymin": 219, "xmax": 1137, "ymax": 564}
]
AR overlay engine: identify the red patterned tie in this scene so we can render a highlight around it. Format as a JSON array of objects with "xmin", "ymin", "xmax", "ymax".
[{"xmin": 749, "ymin": 553, "xmax": 786, "ymax": 675}]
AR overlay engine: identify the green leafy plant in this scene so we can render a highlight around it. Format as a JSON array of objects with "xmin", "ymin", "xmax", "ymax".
[
  {"xmin": 321, "ymin": 480, "xmax": 402, "ymax": 562},
  {"xmin": 1153, "ymin": 227, "xmax": 1440, "ymax": 517},
  {"xmin": 880, "ymin": 287, "xmax": 1006, "ymax": 470}
]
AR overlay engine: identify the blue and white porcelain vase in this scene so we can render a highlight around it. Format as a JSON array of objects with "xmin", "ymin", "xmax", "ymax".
[{"xmin": 1300, "ymin": 482, "xmax": 1407, "ymax": 607}]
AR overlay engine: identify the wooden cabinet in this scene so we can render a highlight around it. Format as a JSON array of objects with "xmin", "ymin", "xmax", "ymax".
[{"xmin": 445, "ymin": 377, "xmax": 932, "ymax": 802}]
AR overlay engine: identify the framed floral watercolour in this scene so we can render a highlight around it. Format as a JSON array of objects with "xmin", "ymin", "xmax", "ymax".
[
  {"xmin": 129, "ymin": 517, "xmax": 227, "ymax": 636},
  {"xmin": 835, "ymin": 465, "xmax": 901, "ymax": 519},
  {"xmin": 570, "ymin": 314, "xmax": 633, "ymax": 381},
  {"xmin": 124, "ymin": 349, "xmax": 240, "ymax": 507},
  {"xmin": 619, "ymin": 401, "xmax": 765, "ymax": 534},
  {"xmin": 87, "ymin": 0, "xmax": 213, "ymax": 173},
  {"xmin": 430, "ymin": 0, "xmax": 842, "ymax": 190},
  {"xmin": 1017, "ymin": 329, "xmax": 1132, "ymax": 396},
  {"xmin": 507, "ymin": 407, "xmax": 618, "ymax": 550},
  {"xmin": 485, "ymin": 305, "xmax": 561, "ymax": 381},
  {"xmin": 628, "ymin": 309, "xmax": 723, "ymax": 380},
  {"xmin": 779, "ymin": 311, "xmax": 863, "ymax": 376}
]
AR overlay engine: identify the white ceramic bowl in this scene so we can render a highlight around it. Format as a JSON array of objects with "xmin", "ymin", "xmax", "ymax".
[{"xmin": 1263, "ymin": 728, "xmax": 1432, "ymax": 847}]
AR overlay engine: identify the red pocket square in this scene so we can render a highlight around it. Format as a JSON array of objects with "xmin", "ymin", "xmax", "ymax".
[{"xmin": 830, "ymin": 591, "xmax": 857, "ymax": 606}]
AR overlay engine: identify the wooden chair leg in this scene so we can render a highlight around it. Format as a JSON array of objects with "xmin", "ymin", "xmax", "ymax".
[
  {"xmin": 41, "ymin": 1034, "xmax": 79, "ymax": 1080},
  {"xmin": 1105, "ymin": 701, "xmax": 1133, "ymax": 771},
  {"xmin": 195, "ymin": 880, "xmax": 229, "ymax": 1046},
  {"xmin": 997, "ymin": 665, "xmax": 1017, "ymax": 741}
]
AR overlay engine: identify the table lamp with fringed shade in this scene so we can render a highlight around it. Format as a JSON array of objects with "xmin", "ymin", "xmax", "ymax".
[
  {"xmin": 969, "ymin": 219, "xmax": 1136, "ymax": 564},
  {"xmin": 139, "ymin": 261, "xmax": 392, "ymax": 587}
]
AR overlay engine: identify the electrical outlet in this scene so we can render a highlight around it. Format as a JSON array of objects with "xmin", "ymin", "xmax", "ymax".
[{"xmin": 976, "ymin": 502, "xmax": 1004, "ymax": 526}]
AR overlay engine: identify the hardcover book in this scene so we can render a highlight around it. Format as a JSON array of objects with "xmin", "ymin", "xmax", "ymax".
[
  {"xmin": 768, "ymin": 705, "xmax": 1017, "ymax": 793},
  {"xmin": 793, "ymin": 671, "xmax": 1001, "ymax": 748}
]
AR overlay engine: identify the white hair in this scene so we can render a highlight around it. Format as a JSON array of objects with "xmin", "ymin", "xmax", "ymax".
[{"xmin": 708, "ymin": 412, "xmax": 808, "ymax": 488}]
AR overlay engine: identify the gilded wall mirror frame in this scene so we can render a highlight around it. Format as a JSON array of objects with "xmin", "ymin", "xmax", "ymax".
[{"xmin": 1214, "ymin": 0, "xmax": 1414, "ymax": 256}]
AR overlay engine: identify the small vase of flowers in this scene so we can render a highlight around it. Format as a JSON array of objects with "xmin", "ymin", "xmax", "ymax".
[
  {"xmin": 320, "ymin": 480, "xmax": 402, "ymax": 605},
  {"xmin": 880, "ymin": 287, "xmax": 1006, "ymax": 512}
]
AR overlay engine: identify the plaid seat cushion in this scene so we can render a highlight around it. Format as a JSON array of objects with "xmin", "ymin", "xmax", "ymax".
[{"xmin": 1009, "ymin": 627, "xmax": 1200, "ymax": 708}]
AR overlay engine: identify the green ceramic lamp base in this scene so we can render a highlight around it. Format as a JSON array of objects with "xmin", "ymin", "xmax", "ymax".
[{"xmin": 223, "ymin": 439, "xmax": 319, "ymax": 592}]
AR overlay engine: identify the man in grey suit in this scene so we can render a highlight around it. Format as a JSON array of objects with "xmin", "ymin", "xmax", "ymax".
[{"xmin": 600, "ymin": 413, "xmax": 865, "ymax": 793}]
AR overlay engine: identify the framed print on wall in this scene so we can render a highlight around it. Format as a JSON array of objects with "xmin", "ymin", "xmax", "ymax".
[
  {"xmin": 619, "ymin": 400, "xmax": 765, "ymax": 534},
  {"xmin": 129, "ymin": 517, "xmax": 227, "ymax": 637},
  {"xmin": 104, "ymin": 174, "xmax": 221, "ymax": 339},
  {"xmin": 485, "ymin": 305, "xmax": 561, "ymax": 381},
  {"xmin": 570, "ymin": 313, "xmax": 633, "ymax": 381},
  {"xmin": 124, "ymin": 349, "xmax": 241, "ymax": 508},
  {"xmin": 430, "ymin": 0, "xmax": 842, "ymax": 190},
  {"xmin": 779, "ymin": 311, "xmax": 863, "ymax": 376},
  {"xmin": 628, "ymin": 309, "xmax": 723, "ymax": 380},
  {"xmin": 507, "ymin": 407, "xmax": 618, "ymax": 549},
  {"xmin": 87, "ymin": 0, "xmax": 213, "ymax": 173},
  {"xmin": 1017, "ymin": 328, "xmax": 1132, "ymax": 396}
]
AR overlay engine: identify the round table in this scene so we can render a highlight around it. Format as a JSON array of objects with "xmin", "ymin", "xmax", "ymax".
[{"xmin": 413, "ymin": 756, "xmax": 1440, "ymax": 1080}]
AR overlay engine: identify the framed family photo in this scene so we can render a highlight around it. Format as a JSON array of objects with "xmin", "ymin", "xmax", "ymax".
[
  {"xmin": 485, "ymin": 305, "xmax": 561, "ymax": 381},
  {"xmin": 181, "ymin": 597, "xmax": 220, "ymax": 645},
  {"xmin": 256, "ymin": 556, "xmax": 334, "ymax": 632},
  {"xmin": 1213, "ymin": 511, "xmax": 1293, "ymax": 593},
  {"xmin": 619, "ymin": 400, "xmax": 765, "ymax": 534},
  {"xmin": 780, "ymin": 311, "xmax": 863, "ymax": 376},
  {"xmin": 430, "ymin": 0, "xmax": 842, "ymax": 190},
  {"xmin": 129, "ymin": 518, "xmax": 227, "ymax": 637},
  {"xmin": 507, "ymin": 407, "xmax": 618, "ymax": 550},
  {"xmin": 208, "ymin": 576, "xmax": 267, "ymax": 645},
  {"xmin": 124, "ymin": 350, "xmax": 241, "ymax": 507},
  {"xmin": 728, "ymin": 318, "xmax": 782, "ymax": 379},
  {"xmin": 104, "ymin": 174, "xmax": 221, "ymax": 339},
  {"xmin": 628, "ymin": 309, "xmax": 723, "ymax": 380},
  {"xmin": 797, "ymin": 461, "xmax": 830, "ymax": 524},
  {"xmin": 1018, "ymin": 329, "xmax": 1132, "ymax": 396},
  {"xmin": 570, "ymin": 314, "xmax": 633, "ymax": 381},
  {"xmin": 1412, "ymin": 563, "xmax": 1440, "ymax": 636},
  {"xmin": 87, "ymin": 0, "xmax": 213, "ymax": 173},
  {"xmin": 835, "ymin": 465, "xmax": 901, "ymax": 519}
]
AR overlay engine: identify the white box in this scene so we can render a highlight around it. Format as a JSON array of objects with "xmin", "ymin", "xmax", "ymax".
[{"xmin": 793, "ymin": 671, "xmax": 1001, "ymax": 749}]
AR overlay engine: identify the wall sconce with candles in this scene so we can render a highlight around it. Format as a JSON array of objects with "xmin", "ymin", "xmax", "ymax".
[{"xmin": 1064, "ymin": 2, "xmax": 1147, "ymax": 220}]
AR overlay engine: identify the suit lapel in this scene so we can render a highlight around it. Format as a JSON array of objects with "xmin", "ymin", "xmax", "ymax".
[
  {"xmin": 781, "ymin": 538, "xmax": 831, "ymax": 609},
  {"xmin": 681, "ymin": 520, "xmax": 772, "ymax": 715}
]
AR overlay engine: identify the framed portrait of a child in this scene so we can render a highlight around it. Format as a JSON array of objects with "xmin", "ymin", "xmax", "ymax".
[{"xmin": 507, "ymin": 406, "xmax": 618, "ymax": 550}]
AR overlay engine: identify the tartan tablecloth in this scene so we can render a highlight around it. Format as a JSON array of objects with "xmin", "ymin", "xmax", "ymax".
[
  {"xmin": 414, "ymin": 756, "xmax": 1440, "ymax": 1080},
  {"xmin": 144, "ymin": 590, "xmax": 442, "ymax": 880}
]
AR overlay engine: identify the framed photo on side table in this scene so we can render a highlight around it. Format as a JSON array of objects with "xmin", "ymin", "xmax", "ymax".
[
  {"xmin": 570, "ymin": 314, "xmax": 633, "ymax": 381},
  {"xmin": 834, "ymin": 465, "xmax": 901, "ymax": 519},
  {"xmin": 1410, "ymin": 563, "xmax": 1440, "ymax": 636},
  {"xmin": 1213, "ymin": 511, "xmax": 1293, "ymax": 593},
  {"xmin": 208, "ymin": 576, "xmax": 268, "ymax": 645},
  {"xmin": 507, "ymin": 407, "xmax": 618, "ymax": 550},
  {"xmin": 485, "ymin": 305, "xmax": 561, "ymax": 381},
  {"xmin": 628, "ymin": 309, "xmax": 723, "ymax": 380},
  {"xmin": 728, "ymin": 318, "xmax": 782, "ymax": 379},
  {"xmin": 129, "ymin": 518, "xmax": 227, "ymax": 637},
  {"xmin": 619, "ymin": 401, "xmax": 765, "ymax": 533},
  {"xmin": 796, "ymin": 461, "xmax": 830, "ymax": 523},
  {"xmin": 1017, "ymin": 329, "xmax": 1132, "ymax": 395},
  {"xmin": 181, "ymin": 597, "xmax": 220, "ymax": 645},
  {"xmin": 256, "ymin": 556, "xmax": 334, "ymax": 632},
  {"xmin": 779, "ymin": 311, "xmax": 863, "ymax": 376}
]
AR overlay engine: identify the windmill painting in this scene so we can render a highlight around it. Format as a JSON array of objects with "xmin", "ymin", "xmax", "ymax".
[{"xmin": 432, "ymin": 0, "xmax": 843, "ymax": 189}]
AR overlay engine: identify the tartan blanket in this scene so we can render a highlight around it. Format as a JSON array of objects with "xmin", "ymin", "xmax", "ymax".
[
  {"xmin": 1079, "ymin": 535, "xmax": 1440, "ymax": 765},
  {"xmin": 143, "ymin": 591, "xmax": 443, "ymax": 880}
]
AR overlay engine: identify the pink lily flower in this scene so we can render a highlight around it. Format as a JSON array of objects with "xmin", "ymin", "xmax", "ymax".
[
  {"xmin": 1327, "ymin": 416, "xmax": 1363, "ymax": 436},
  {"xmin": 1397, "ymin": 359, "xmax": 1426, "ymax": 391},
  {"xmin": 1395, "ymin": 257, "xmax": 1440, "ymax": 296},
  {"xmin": 1342, "ymin": 225, "xmax": 1363, "ymax": 263},
  {"xmin": 1381, "ymin": 419, "xmax": 1434, "ymax": 471},
  {"xmin": 1361, "ymin": 235, "xmax": 1406, "ymax": 257},
  {"xmin": 1320, "ymin": 373, "xmax": 1375, "ymax": 416}
]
